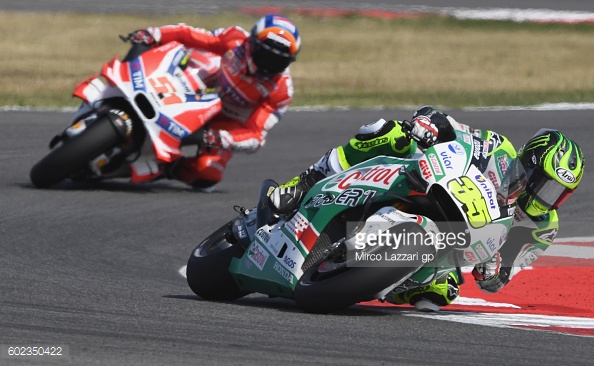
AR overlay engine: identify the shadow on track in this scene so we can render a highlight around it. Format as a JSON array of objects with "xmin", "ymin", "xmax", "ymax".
[
  {"xmin": 17, "ymin": 180, "xmax": 229, "ymax": 194},
  {"xmin": 163, "ymin": 294, "xmax": 397, "ymax": 316}
]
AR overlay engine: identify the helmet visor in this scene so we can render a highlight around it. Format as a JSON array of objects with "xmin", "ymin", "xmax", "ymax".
[
  {"xmin": 525, "ymin": 167, "xmax": 574, "ymax": 211},
  {"xmin": 252, "ymin": 40, "xmax": 293, "ymax": 76}
]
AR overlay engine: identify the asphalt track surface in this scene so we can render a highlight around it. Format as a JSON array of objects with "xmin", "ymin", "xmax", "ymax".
[{"xmin": 2, "ymin": 1, "xmax": 594, "ymax": 365}]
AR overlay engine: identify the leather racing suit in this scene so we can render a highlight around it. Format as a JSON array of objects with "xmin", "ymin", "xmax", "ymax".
[{"xmin": 156, "ymin": 24, "xmax": 295, "ymax": 188}]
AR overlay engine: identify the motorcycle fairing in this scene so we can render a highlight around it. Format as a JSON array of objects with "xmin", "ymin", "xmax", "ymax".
[
  {"xmin": 230, "ymin": 131, "xmax": 514, "ymax": 298},
  {"xmin": 73, "ymin": 42, "xmax": 223, "ymax": 170}
]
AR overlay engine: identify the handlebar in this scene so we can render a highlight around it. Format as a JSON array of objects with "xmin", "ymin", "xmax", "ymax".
[
  {"xmin": 398, "ymin": 119, "xmax": 413, "ymax": 132},
  {"xmin": 397, "ymin": 119, "xmax": 415, "ymax": 141},
  {"xmin": 119, "ymin": 34, "xmax": 153, "ymax": 62}
]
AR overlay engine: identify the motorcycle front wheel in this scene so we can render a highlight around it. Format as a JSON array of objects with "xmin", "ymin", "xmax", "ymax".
[
  {"xmin": 186, "ymin": 220, "xmax": 251, "ymax": 301},
  {"xmin": 30, "ymin": 115, "xmax": 121, "ymax": 188}
]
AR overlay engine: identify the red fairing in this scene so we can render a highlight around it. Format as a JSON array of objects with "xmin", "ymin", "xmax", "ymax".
[
  {"xmin": 176, "ymin": 106, "xmax": 222, "ymax": 133},
  {"xmin": 72, "ymin": 74, "xmax": 99, "ymax": 103},
  {"xmin": 101, "ymin": 57, "xmax": 122, "ymax": 86}
]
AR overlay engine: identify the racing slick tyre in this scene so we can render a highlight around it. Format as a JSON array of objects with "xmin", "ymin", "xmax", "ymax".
[
  {"xmin": 30, "ymin": 116, "xmax": 121, "ymax": 188},
  {"xmin": 294, "ymin": 222, "xmax": 432, "ymax": 314},
  {"xmin": 186, "ymin": 221, "xmax": 251, "ymax": 301}
]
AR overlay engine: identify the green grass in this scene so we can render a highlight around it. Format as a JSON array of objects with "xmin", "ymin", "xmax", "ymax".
[{"xmin": 2, "ymin": 11, "xmax": 594, "ymax": 108}]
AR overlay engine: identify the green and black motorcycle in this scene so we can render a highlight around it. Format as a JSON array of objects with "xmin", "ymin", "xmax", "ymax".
[{"xmin": 187, "ymin": 128, "xmax": 521, "ymax": 313}]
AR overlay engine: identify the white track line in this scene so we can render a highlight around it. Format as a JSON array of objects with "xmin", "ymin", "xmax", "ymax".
[
  {"xmin": 453, "ymin": 297, "xmax": 520, "ymax": 308},
  {"xmin": 444, "ymin": 8, "xmax": 594, "ymax": 24},
  {"xmin": 543, "ymin": 244, "xmax": 594, "ymax": 259},
  {"xmin": 554, "ymin": 236, "xmax": 594, "ymax": 243},
  {"xmin": 407, "ymin": 312, "xmax": 594, "ymax": 337},
  {"xmin": 6, "ymin": 102, "xmax": 594, "ymax": 114}
]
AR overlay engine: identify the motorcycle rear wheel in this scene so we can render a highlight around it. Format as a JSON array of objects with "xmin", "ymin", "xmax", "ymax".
[
  {"xmin": 30, "ymin": 116, "xmax": 121, "ymax": 188},
  {"xmin": 294, "ymin": 222, "xmax": 431, "ymax": 314},
  {"xmin": 186, "ymin": 221, "xmax": 251, "ymax": 301}
]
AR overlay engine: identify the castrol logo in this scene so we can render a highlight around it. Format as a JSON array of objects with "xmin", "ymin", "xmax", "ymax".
[{"xmin": 337, "ymin": 166, "xmax": 400, "ymax": 190}]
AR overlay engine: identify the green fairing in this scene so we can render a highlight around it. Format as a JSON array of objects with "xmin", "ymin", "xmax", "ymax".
[
  {"xmin": 230, "ymin": 155, "xmax": 418, "ymax": 298},
  {"xmin": 303, "ymin": 148, "xmax": 482, "ymax": 292},
  {"xmin": 300, "ymin": 155, "xmax": 417, "ymax": 229},
  {"xmin": 230, "ymin": 129, "xmax": 516, "ymax": 298}
]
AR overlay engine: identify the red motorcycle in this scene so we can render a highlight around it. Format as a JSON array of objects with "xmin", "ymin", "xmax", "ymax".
[{"xmin": 30, "ymin": 37, "xmax": 222, "ymax": 188}]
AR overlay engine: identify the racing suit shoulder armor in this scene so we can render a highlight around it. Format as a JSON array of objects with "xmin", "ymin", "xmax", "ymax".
[
  {"xmin": 216, "ymin": 25, "xmax": 250, "ymax": 40},
  {"xmin": 342, "ymin": 119, "xmax": 416, "ymax": 167},
  {"xmin": 484, "ymin": 130, "xmax": 517, "ymax": 158},
  {"xmin": 355, "ymin": 118, "xmax": 395, "ymax": 139}
]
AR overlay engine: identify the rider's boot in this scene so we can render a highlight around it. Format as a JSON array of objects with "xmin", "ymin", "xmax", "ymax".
[
  {"xmin": 269, "ymin": 168, "xmax": 326, "ymax": 214},
  {"xmin": 162, "ymin": 158, "xmax": 187, "ymax": 180},
  {"xmin": 162, "ymin": 158, "xmax": 217, "ymax": 192},
  {"xmin": 386, "ymin": 271, "xmax": 460, "ymax": 312}
]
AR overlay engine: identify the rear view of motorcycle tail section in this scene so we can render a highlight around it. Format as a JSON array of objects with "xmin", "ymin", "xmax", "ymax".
[
  {"xmin": 294, "ymin": 206, "xmax": 438, "ymax": 314},
  {"xmin": 185, "ymin": 181, "xmax": 277, "ymax": 301},
  {"xmin": 186, "ymin": 218, "xmax": 253, "ymax": 301}
]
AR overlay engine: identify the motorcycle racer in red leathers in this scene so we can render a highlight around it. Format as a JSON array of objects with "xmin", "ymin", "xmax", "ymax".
[
  {"xmin": 129, "ymin": 14, "xmax": 301, "ymax": 191},
  {"xmin": 268, "ymin": 106, "xmax": 585, "ymax": 311}
]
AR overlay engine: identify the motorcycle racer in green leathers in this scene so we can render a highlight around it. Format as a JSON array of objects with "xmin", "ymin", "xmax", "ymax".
[{"xmin": 269, "ymin": 106, "xmax": 585, "ymax": 311}]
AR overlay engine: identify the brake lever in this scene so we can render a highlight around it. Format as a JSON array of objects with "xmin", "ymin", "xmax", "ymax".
[{"xmin": 397, "ymin": 119, "xmax": 414, "ymax": 140}]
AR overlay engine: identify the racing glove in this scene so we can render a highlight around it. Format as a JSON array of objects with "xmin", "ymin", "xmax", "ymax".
[
  {"xmin": 472, "ymin": 253, "xmax": 511, "ymax": 294},
  {"xmin": 269, "ymin": 168, "xmax": 326, "ymax": 214},
  {"xmin": 201, "ymin": 128, "xmax": 222, "ymax": 150},
  {"xmin": 407, "ymin": 115, "xmax": 439, "ymax": 149},
  {"xmin": 404, "ymin": 105, "xmax": 457, "ymax": 149},
  {"xmin": 128, "ymin": 27, "xmax": 161, "ymax": 46}
]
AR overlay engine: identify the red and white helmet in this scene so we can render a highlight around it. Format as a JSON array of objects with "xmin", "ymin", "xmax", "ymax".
[{"xmin": 247, "ymin": 14, "xmax": 301, "ymax": 77}]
